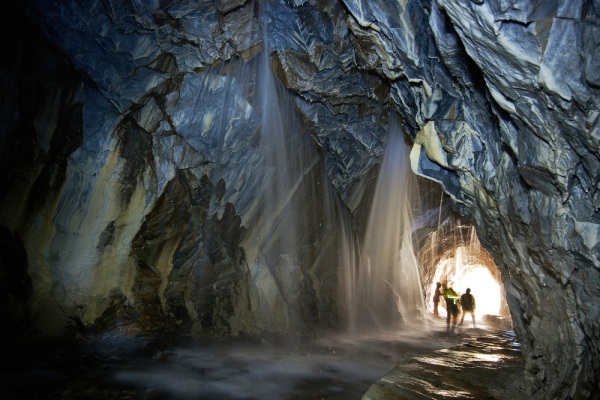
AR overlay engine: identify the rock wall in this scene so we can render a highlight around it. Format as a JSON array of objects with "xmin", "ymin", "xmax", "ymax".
[
  {"xmin": 423, "ymin": 2, "xmax": 600, "ymax": 398},
  {"xmin": 1, "ymin": 1, "xmax": 599, "ymax": 399},
  {"xmin": 1, "ymin": 1, "xmax": 351, "ymax": 338},
  {"xmin": 339, "ymin": 1, "xmax": 600, "ymax": 398}
]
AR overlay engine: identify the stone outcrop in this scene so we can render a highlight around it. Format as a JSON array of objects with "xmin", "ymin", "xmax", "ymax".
[{"xmin": 0, "ymin": 1, "xmax": 598, "ymax": 399}]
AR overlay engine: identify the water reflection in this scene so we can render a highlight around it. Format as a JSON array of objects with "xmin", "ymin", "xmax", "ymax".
[
  {"xmin": 2, "ymin": 321, "xmax": 521, "ymax": 399},
  {"xmin": 112, "ymin": 327, "xmax": 455, "ymax": 400},
  {"xmin": 116, "ymin": 346, "xmax": 381, "ymax": 399}
]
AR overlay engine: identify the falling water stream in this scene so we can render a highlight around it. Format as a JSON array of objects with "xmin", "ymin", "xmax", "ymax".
[{"xmin": 348, "ymin": 114, "xmax": 426, "ymax": 334}]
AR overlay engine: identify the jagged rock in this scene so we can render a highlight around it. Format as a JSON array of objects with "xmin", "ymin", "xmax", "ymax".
[{"xmin": 0, "ymin": 1, "xmax": 598, "ymax": 399}]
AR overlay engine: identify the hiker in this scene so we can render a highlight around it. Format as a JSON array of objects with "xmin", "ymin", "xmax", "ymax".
[
  {"xmin": 433, "ymin": 282, "xmax": 442, "ymax": 317},
  {"xmin": 442, "ymin": 283, "xmax": 459, "ymax": 331},
  {"xmin": 460, "ymin": 288, "xmax": 476, "ymax": 328}
]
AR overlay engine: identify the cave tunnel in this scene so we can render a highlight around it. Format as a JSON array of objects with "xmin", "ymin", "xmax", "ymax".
[
  {"xmin": 412, "ymin": 182, "xmax": 510, "ymax": 324},
  {"xmin": 1, "ymin": 1, "xmax": 599, "ymax": 400},
  {"xmin": 419, "ymin": 213, "xmax": 510, "ymax": 322}
]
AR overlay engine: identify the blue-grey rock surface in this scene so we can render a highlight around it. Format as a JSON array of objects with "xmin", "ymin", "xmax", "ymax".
[{"xmin": 0, "ymin": 0, "xmax": 598, "ymax": 399}]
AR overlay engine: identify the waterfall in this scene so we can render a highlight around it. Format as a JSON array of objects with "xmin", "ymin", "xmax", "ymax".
[
  {"xmin": 347, "ymin": 114, "xmax": 426, "ymax": 334},
  {"xmin": 329, "ymin": 183, "xmax": 360, "ymax": 332},
  {"xmin": 255, "ymin": 28, "xmax": 302, "ymax": 259},
  {"xmin": 217, "ymin": 2, "xmax": 426, "ymax": 334},
  {"xmin": 242, "ymin": 4, "xmax": 352, "ymax": 332}
]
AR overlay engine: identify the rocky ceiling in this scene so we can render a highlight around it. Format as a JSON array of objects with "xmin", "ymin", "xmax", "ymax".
[{"xmin": 0, "ymin": 0, "xmax": 599, "ymax": 399}]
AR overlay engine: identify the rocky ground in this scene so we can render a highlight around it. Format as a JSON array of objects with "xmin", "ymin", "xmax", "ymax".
[
  {"xmin": 0, "ymin": 319, "xmax": 526, "ymax": 400},
  {"xmin": 363, "ymin": 325, "xmax": 527, "ymax": 399}
]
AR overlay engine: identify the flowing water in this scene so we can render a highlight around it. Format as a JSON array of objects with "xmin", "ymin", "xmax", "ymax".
[
  {"xmin": 110, "ymin": 331, "xmax": 437, "ymax": 400},
  {"xmin": 238, "ymin": 1, "xmax": 424, "ymax": 337},
  {"xmin": 344, "ymin": 114, "xmax": 426, "ymax": 335}
]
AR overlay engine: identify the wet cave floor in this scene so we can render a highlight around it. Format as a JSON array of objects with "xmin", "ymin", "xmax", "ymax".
[{"xmin": 0, "ymin": 319, "xmax": 526, "ymax": 400}]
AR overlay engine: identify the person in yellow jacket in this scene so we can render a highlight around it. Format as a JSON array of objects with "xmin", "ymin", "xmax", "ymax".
[{"xmin": 442, "ymin": 283, "xmax": 459, "ymax": 331}]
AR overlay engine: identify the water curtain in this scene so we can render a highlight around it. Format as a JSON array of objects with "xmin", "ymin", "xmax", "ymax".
[{"xmin": 346, "ymin": 114, "xmax": 425, "ymax": 334}]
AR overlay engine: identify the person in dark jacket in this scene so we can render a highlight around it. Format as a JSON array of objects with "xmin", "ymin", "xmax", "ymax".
[
  {"xmin": 433, "ymin": 282, "xmax": 442, "ymax": 317},
  {"xmin": 459, "ymin": 288, "xmax": 476, "ymax": 328}
]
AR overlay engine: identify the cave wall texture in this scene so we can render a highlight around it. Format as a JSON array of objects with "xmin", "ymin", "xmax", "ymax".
[{"xmin": 0, "ymin": 0, "xmax": 599, "ymax": 399}]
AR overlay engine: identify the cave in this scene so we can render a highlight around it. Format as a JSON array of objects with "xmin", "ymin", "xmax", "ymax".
[{"xmin": 0, "ymin": 1, "xmax": 599, "ymax": 399}]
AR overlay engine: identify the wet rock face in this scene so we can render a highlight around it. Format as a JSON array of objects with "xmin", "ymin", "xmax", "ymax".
[
  {"xmin": 1, "ymin": 1, "xmax": 346, "ymax": 339},
  {"xmin": 0, "ymin": 1, "xmax": 599, "ymax": 399},
  {"xmin": 427, "ymin": 2, "xmax": 600, "ymax": 399}
]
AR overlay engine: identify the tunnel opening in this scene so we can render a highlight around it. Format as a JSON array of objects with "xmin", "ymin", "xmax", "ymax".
[{"xmin": 416, "ymin": 205, "xmax": 510, "ymax": 326}]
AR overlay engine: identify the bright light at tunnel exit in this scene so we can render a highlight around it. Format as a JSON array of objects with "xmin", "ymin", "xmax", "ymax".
[
  {"xmin": 433, "ymin": 264, "xmax": 502, "ymax": 319},
  {"xmin": 454, "ymin": 266, "xmax": 501, "ymax": 318}
]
